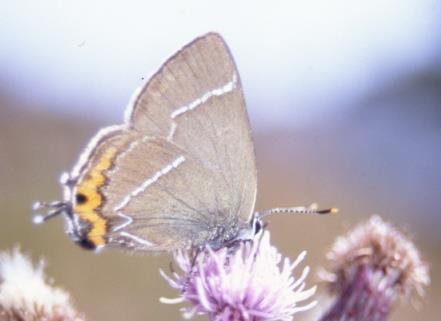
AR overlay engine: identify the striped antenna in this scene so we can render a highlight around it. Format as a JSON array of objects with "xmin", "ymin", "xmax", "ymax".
[{"xmin": 260, "ymin": 203, "xmax": 338, "ymax": 218}]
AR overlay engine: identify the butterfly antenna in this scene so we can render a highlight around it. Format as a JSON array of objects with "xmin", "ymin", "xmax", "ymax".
[
  {"xmin": 260, "ymin": 203, "xmax": 338, "ymax": 218},
  {"xmin": 32, "ymin": 201, "xmax": 66, "ymax": 224}
]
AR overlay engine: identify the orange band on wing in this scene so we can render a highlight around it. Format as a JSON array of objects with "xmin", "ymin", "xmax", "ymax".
[{"xmin": 74, "ymin": 147, "xmax": 118, "ymax": 246}]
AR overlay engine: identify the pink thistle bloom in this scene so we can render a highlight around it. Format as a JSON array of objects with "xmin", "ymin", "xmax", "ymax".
[{"xmin": 160, "ymin": 231, "xmax": 317, "ymax": 321}]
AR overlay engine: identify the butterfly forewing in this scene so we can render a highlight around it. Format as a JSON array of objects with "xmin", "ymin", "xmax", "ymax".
[{"xmin": 72, "ymin": 33, "xmax": 257, "ymax": 251}]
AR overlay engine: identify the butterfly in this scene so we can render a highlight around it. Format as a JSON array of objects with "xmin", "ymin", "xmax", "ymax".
[{"xmin": 33, "ymin": 33, "xmax": 336, "ymax": 252}]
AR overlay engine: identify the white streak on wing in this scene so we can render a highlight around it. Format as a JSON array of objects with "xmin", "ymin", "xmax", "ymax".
[
  {"xmin": 170, "ymin": 73, "xmax": 238, "ymax": 119},
  {"xmin": 113, "ymin": 212, "xmax": 134, "ymax": 232},
  {"xmin": 167, "ymin": 122, "xmax": 177, "ymax": 141},
  {"xmin": 120, "ymin": 231, "xmax": 154, "ymax": 247},
  {"xmin": 113, "ymin": 155, "xmax": 186, "ymax": 211},
  {"xmin": 106, "ymin": 139, "xmax": 141, "ymax": 176},
  {"xmin": 106, "ymin": 135, "xmax": 152, "ymax": 178}
]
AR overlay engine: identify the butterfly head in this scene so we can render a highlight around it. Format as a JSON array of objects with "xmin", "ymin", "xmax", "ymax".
[
  {"xmin": 251, "ymin": 215, "xmax": 263, "ymax": 235},
  {"xmin": 226, "ymin": 213, "xmax": 264, "ymax": 246}
]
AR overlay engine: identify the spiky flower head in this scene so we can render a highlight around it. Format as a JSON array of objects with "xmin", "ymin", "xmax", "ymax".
[
  {"xmin": 160, "ymin": 230, "xmax": 317, "ymax": 321},
  {"xmin": 0, "ymin": 248, "xmax": 85, "ymax": 321},
  {"xmin": 319, "ymin": 215, "xmax": 429, "ymax": 321}
]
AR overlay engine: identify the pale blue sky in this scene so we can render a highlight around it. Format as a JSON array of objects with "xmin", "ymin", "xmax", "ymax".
[{"xmin": 1, "ymin": 0, "xmax": 440, "ymax": 128}]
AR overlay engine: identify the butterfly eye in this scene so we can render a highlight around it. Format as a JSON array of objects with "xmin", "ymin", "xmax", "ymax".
[
  {"xmin": 252, "ymin": 218, "xmax": 262, "ymax": 235},
  {"xmin": 75, "ymin": 193, "xmax": 88, "ymax": 205}
]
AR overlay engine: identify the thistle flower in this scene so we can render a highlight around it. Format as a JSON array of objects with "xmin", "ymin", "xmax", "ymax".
[
  {"xmin": 160, "ymin": 231, "xmax": 317, "ymax": 321},
  {"xmin": 319, "ymin": 215, "xmax": 430, "ymax": 321},
  {"xmin": 0, "ymin": 248, "xmax": 85, "ymax": 321}
]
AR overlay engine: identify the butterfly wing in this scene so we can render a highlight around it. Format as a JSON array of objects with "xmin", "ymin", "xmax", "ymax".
[{"xmin": 71, "ymin": 33, "xmax": 257, "ymax": 251}]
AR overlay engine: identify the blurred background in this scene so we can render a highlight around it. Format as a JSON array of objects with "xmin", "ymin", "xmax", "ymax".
[{"xmin": 1, "ymin": 0, "xmax": 440, "ymax": 320}]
